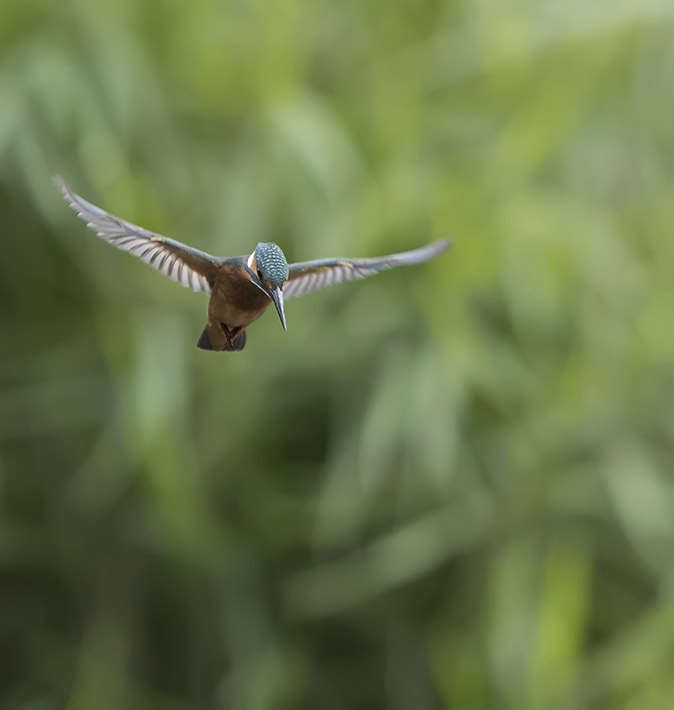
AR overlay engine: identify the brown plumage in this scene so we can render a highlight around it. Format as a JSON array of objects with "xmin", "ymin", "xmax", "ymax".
[
  {"xmin": 56, "ymin": 177, "xmax": 451, "ymax": 352},
  {"xmin": 203, "ymin": 261, "xmax": 273, "ymax": 351}
]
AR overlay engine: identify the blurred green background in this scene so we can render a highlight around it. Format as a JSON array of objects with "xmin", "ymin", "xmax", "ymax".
[{"xmin": 2, "ymin": 1, "xmax": 674, "ymax": 708}]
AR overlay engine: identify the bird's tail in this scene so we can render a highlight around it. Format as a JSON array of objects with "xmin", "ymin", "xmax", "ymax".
[
  {"xmin": 196, "ymin": 325, "xmax": 247, "ymax": 352},
  {"xmin": 197, "ymin": 327, "xmax": 213, "ymax": 350},
  {"xmin": 223, "ymin": 330, "xmax": 246, "ymax": 352}
]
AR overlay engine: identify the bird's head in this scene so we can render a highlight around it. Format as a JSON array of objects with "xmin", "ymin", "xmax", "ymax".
[{"xmin": 246, "ymin": 242, "xmax": 289, "ymax": 330}]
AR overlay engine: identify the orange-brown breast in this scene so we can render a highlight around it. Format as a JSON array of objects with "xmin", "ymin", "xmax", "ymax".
[{"xmin": 207, "ymin": 262, "xmax": 271, "ymax": 329}]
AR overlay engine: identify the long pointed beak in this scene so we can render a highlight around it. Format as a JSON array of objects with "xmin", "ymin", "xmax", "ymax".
[{"xmin": 271, "ymin": 287, "xmax": 287, "ymax": 330}]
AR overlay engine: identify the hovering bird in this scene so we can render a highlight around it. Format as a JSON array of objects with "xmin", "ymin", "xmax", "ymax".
[{"xmin": 56, "ymin": 177, "xmax": 451, "ymax": 352}]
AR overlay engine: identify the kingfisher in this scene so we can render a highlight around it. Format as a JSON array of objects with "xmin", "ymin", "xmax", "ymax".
[{"xmin": 56, "ymin": 177, "xmax": 451, "ymax": 352}]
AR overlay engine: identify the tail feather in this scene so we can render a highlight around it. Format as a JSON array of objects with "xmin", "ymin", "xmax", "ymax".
[
  {"xmin": 197, "ymin": 324, "xmax": 247, "ymax": 352},
  {"xmin": 223, "ymin": 329, "xmax": 247, "ymax": 352},
  {"xmin": 197, "ymin": 326, "xmax": 214, "ymax": 350}
]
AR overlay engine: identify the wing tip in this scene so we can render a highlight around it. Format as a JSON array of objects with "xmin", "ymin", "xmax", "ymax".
[
  {"xmin": 53, "ymin": 174, "xmax": 68, "ymax": 197},
  {"xmin": 399, "ymin": 237, "xmax": 452, "ymax": 266},
  {"xmin": 433, "ymin": 238, "xmax": 453, "ymax": 253},
  {"xmin": 53, "ymin": 175, "xmax": 80, "ymax": 209}
]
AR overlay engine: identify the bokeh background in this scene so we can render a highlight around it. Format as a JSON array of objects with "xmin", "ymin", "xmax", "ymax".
[{"xmin": 2, "ymin": 1, "xmax": 674, "ymax": 708}]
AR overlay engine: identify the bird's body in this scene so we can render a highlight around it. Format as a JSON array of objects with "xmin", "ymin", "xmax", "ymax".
[
  {"xmin": 203, "ymin": 259, "xmax": 273, "ymax": 351},
  {"xmin": 56, "ymin": 177, "xmax": 451, "ymax": 352}
]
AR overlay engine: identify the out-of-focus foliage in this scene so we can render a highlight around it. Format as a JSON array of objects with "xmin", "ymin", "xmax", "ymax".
[{"xmin": 2, "ymin": 0, "xmax": 674, "ymax": 708}]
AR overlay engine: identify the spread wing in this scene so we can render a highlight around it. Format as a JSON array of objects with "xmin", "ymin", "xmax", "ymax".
[
  {"xmin": 283, "ymin": 239, "xmax": 451, "ymax": 299},
  {"xmin": 55, "ymin": 176, "xmax": 219, "ymax": 294}
]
